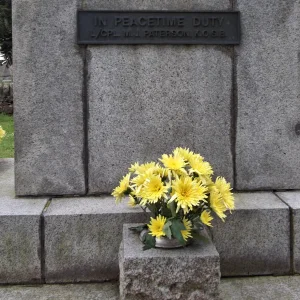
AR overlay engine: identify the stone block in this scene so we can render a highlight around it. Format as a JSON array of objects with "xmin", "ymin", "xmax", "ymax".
[
  {"xmin": 235, "ymin": 0, "xmax": 300, "ymax": 189},
  {"xmin": 211, "ymin": 192, "xmax": 290, "ymax": 276},
  {"xmin": 276, "ymin": 191, "xmax": 300, "ymax": 274},
  {"xmin": 86, "ymin": 0, "xmax": 233, "ymax": 194},
  {"xmin": 0, "ymin": 162, "xmax": 48, "ymax": 283},
  {"xmin": 44, "ymin": 197, "xmax": 148, "ymax": 283},
  {"xmin": 119, "ymin": 224, "xmax": 220, "ymax": 300},
  {"xmin": 13, "ymin": 0, "xmax": 85, "ymax": 195}
]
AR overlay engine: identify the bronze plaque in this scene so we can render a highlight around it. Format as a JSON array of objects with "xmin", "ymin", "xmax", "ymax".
[{"xmin": 77, "ymin": 11, "xmax": 240, "ymax": 45}]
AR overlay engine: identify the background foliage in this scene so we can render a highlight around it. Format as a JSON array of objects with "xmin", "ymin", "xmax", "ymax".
[
  {"xmin": 0, "ymin": 113, "xmax": 14, "ymax": 158},
  {"xmin": 0, "ymin": 0, "xmax": 12, "ymax": 66}
]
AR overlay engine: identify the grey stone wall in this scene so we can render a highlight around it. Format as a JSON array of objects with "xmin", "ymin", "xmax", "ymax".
[{"xmin": 13, "ymin": 0, "xmax": 300, "ymax": 196}]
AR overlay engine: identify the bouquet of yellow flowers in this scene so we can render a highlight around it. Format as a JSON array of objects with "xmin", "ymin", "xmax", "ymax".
[
  {"xmin": 0, "ymin": 126, "xmax": 5, "ymax": 142},
  {"xmin": 112, "ymin": 147, "xmax": 234, "ymax": 250}
]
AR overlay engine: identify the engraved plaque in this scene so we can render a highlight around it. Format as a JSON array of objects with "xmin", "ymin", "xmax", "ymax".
[{"xmin": 77, "ymin": 11, "xmax": 240, "ymax": 45}]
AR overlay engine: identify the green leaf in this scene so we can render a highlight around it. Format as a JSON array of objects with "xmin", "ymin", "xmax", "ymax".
[
  {"xmin": 143, "ymin": 233, "xmax": 156, "ymax": 250},
  {"xmin": 167, "ymin": 201, "xmax": 176, "ymax": 218},
  {"xmin": 129, "ymin": 225, "xmax": 147, "ymax": 233},
  {"xmin": 193, "ymin": 220, "xmax": 204, "ymax": 231},
  {"xmin": 192, "ymin": 230, "xmax": 209, "ymax": 244},
  {"xmin": 161, "ymin": 205, "xmax": 172, "ymax": 218},
  {"xmin": 163, "ymin": 221, "xmax": 172, "ymax": 239},
  {"xmin": 170, "ymin": 219, "xmax": 186, "ymax": 245},
  {"xmin": 146, "ymin": 203, "xmax": 157, "ymax": 215}
]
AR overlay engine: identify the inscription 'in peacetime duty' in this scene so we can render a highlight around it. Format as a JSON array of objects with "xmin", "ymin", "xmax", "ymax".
[
  {"xmin": 92, "ymin": 16, "xmax": 226, "ymax": 38},
  {"xmin": 77, "ymin": 12, "xmax": 240, "ymax": 45}
]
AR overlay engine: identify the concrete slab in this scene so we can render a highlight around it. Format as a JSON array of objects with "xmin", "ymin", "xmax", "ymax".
[
  {"xmin": 0, "ymin": 282, "xmax": 119, "ymax": 300},
  {"xmin": 211, "ymin": 192, "xmax": 290, "ymax": 276},
  {"xmin": 120, "ymin": 224, "xmax": 220, "ymax": 300},
  {"xmin": 44, "ymin": 197, "xmax": 148, "ymax": 283},
  {"xmin": 1, "ymin": 276, "xmax": 300, "ymax": 300},
  {"xmin": 276, "ymin": 191, "xmax": 300, "ymax": 273},
  {"xmin": 220, "ymin": 275, "xmax": 300, "ymax": 300},
  {"xmin": 0, "ymin": 159, "xmax": 48, "ymax": 284}
]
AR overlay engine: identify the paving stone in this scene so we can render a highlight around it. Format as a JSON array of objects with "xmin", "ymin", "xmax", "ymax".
[
  {"xmin": 119, "ymin": 224, "xmax": 220, "ymax": 300},
  {"xmin": 0, "ymin": 276, "xmax": 300, "ymax": 300},
  {"xmin": 13, "ymin": 0, "xmax": 85, "ymax": 195},
  {"xmin": 86, "ymin": 0, "xmax": 233, "ymax": 194},
  {"xmin": 276, "ymin": 191, "xmax": 300, "ymax": 273},
  {"xmin": 235, "ymin": 0, "xmax": 300, "ymax": 189},
  {"xmin": 0, "ymin": 283, "xmax": 119, "ymax": 300},
  {"xmin": 44, "ymin": 197, "xmax": 148, "ymax": 283},
  {"xmin": 0, "ymin": 160, "xmax": 48, "ymax": 283},
  {"xmin": 211, "ymin": 192, "xmax": 290, "ymax": 276},
  {"xmin": 220, "ymin": 275, "xmax": 300, "ymax": 300}
]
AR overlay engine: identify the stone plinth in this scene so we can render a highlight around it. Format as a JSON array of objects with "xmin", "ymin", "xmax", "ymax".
[
  {"xmin": 119, "ymin": 224, "xmax": 220, "ymax": 300},
  {"xmin": 211, "ymin": 192, "xmax": 290, "ymax": 276},
  {"xmin": 276, "ymin": 191, "xmax": 300, "ymax": 274},
  {"xmin": 44, "ymin": 197, "xmax": 148, "ymax": 283}
]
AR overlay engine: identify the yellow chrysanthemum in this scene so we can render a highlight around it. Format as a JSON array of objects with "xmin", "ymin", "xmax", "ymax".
[
  {"xmin": 173, "ymin": 147, "xmax": 195, "ymax": 162},
  {"xmin": 111, "ymin": 173, "xmax": 131, "ymax": 203},
  {"xmin": 170, "ymin": 176, "xmax": 208, "ymax": 214},
  {"xmin": 160, "ymin": 154, "xmax": 187, "ymax": 175},
  {"xmin": 0, "ymin": 126, "xmax": 5, "ymax": 141},
  {"xmin": 129, "ymin": 162, "xmax": 140, "ymax": 173},
  {"xmin": 200, "ymin": 210, "xmax": 213, "ymax": 227},
  {"xmin": 181, "ymin": 217, "xmax": 193, "ymax": 241},
  {"xmin": 128, "ymin": 195, "xmax": 137, "ymax": 207},
  {"xmin": 131, "ymin": 173, "xmax": 148, "ymax": 190},
  {"xmin": 209, "ymin": 191, "xmax": 227, "ymax": 221},
  {"xmin": 189, "ymin": 156, "xmax": 213, "ymax": 177},
  {"xmin": 151, "ymin": 164, "xmax": 168, "ymax": 178},
  {"xmin": 139, "ymin": 175, "xmax": 169, "ymax": 205},
  {"xmin": 134, "ymin": 162, "xmax": 157, "ymax": 174},
  {"xmin": 148, "ymin": 215, "xmax": 167, "ymax": 238},
  {"xmin": 214, "ymin": 177, "xmax": 234, "ymax": 211}
]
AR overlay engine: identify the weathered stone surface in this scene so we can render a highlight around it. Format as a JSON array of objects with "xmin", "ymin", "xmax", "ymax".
[
  {"xmin": 44, "ymin": 197, "xmax": 148, "ymax": 283},
  {"xmin": 235, "ymin": 0, "xmax": 300, "ymax": 189},
  {"xmin": 13, "ymin": 0, "xmax": 85, "ymax": 195},
  {"xmin": 221, "ymin": 276, "xmax": 300, "ymax": 300},
  {"xmin": 0, "ymin": 159, "xmax": 48, "ymax": 283},
  {"xmin": 211, "ymin": 192, "xmax": 290, "ymax": 276},
  {"xmin": 86, "ymin": 0, "xmax": 233, "ymax": 194},
  {"xmin": 276, "ymin": 191, "xmax": 300, "ymax": 273},
  {"xmin": 1, "ymin": 276, "xmax": 300, "ymax": 300},
  {"xmin": 0, "ymin": 283, "xmax": 119, "ymax": 300},
  {"xmin": 119, "ymin": 224, "xmax": 220, "ymax": 300}
]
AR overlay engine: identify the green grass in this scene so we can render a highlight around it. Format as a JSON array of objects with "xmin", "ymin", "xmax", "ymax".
[{"xmin": 0, "ymin": 113, "xmax": 14, "ymax": 158}]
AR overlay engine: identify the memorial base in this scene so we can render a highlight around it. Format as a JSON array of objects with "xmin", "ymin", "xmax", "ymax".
[{"xmin": 119, "ymin": 224, "xmax": 221, "ymax": 300}]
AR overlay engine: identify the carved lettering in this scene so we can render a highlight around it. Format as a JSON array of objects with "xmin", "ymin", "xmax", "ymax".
[{"xmin": 78, "ymin": 11, "xmax": 240, "ymax": 45}]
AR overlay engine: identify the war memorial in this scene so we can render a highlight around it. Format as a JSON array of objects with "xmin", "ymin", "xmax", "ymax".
[{"xmin": 0, "ymin": 0, "xmax": 299, "ymax": 299}]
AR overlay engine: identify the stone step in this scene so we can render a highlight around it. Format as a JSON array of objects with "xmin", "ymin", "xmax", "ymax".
[
  {"xmin": 0, "ymin": 159, "xmax": 299, "ymax": 284},
  {"xmin": 211, "ymin": 192, "xmax": 291, "ymax": 276}
]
